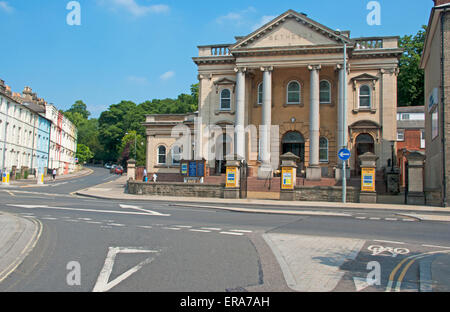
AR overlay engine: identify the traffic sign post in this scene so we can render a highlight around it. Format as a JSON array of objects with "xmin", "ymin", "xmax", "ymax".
[{"xmin": 338, "ymin": 149, "xmax": 351, "ymax": 203}]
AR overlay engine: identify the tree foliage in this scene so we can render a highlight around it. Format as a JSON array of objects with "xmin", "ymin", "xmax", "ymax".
[
  {"xmin": 398, "ymin": 26, "xmax": 426, "ymax": 107},
  {"xmin": 76, "ymin": 144, "xmax": 94, "ymax": 164}
]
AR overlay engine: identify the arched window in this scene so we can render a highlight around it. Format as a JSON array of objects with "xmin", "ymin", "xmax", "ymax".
[
  {"xmin": 171, "ymin": 145, "xmax": 182, "ymax": 165},
  {"xmin": 319, "ymin": 137, "xmax": 329, "ymax": 163},
  {"xmin": 257, "ymin": 83, "xmax": 263, "ymax": 105},
  {"xmin": 359, "ymin": 85, "xmax": 371, "ymax": 108},
  {"xmin": 287, "ymin": 81, "xmax": 301, "ymax": 104},
  {"xmin": 220, "ymin": 89, "xmax": 231, "ymax": 111},
  {"xmin": 320, "ymin": 80, "xmax": 331, "ymax": 104},
  {"xmin": 157, "ymin": 146, "xmax": 166, "ymax": 165}
]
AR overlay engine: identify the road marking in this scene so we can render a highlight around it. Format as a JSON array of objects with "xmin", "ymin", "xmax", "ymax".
[
  {"xmin": 369, "ymin": 217, "xmax": 381, "ymax": 220},
  {"xmin": 422, "ymin": 244, "xmax": 450, "ymax": 249},
  {"xmin": 189, "ymin": 229, "xmax": 211, "ymax": 233},
  {"xmin": 201, "ymin": 227, "xmax": 222, "ymax": 231},
  {"xmin": 353, "ymin": 276, "xmax": 372, "ymax": 292},
  {"xmin": 138, "ymin": 226, "xmax": 153, "ymax": 229},
  {"xmin": 41, "ymin": 217, "xmax": 58, "ymax": 220},
  {"xmin": 108, "ymin": 223, "xmax": 125, "ymax": 227},
  {"xmin": 6, "ymin": 191, "xmax": 16, "ymax": 197},
  {"xmin": 230, "ymin": 229, "xmax": 253, "ymax": 233},
  {"xmin": 119, "ymin": 204, "xmax": 170, "ymax": 217},
  {"xmin": 86, "ymin": 221, "xmax": 102, "ymax": 225},
  {"xmin": 93, "ymin": 247, "xmax": 159, "ymax": 292},
  {"xmin": 78, "ymin": 218, "xmax": 92, "ymax": 221},
  {"xmin": 220, "ymin": 231, "xmax": 244, "ymax": 236},
  {"xmin": 174, "ymin": 225, "xmax": 192, "ymax": 229},
  {"xmin": 374, "ymin": 240, "xmax": 405, "ymax": 245},
  {"xmin": 163, "ymin": 227, "xmax": 181, "ymax": 231},
  {"xmin": 6, "ymin": 204, "xmax": 168, "ymax": 217},
  {"xmin": 385, "ymin": 218, "xmax": 398, "ymax": 221},
  {"xmin": 355, "ymin": 217, "xmax": 367, "ymax": 220}
]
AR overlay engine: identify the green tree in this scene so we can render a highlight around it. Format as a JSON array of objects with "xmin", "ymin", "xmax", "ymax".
[
  {"xmin": 398, "ymin": 26, "xmax": 426, "ymax": 107},
  {"xmin": 66, "ymin": 100, "xmax": 90, "ymax": 119},
  {"xmin": 118, "ymin": 131, "xmax": 146, "ymax": 166},
  {"xmin": 76, "ymin": 144, "xmax": 94, "ymax": 164}
]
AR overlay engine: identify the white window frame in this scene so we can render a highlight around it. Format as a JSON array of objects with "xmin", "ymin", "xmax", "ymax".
[
  {"xmin": 157, "ymin": 145, "xmax": 167, "ymax": 165},
  {"xmin": 257, "ymin": 82, "xmax": 263, "ymax": 105},
  {"xmin": 286, "ymin": 80, "xmax": 301, "ymax": 105},
  {"xmin": 220, "ymin": 88, "xmax": 232, "ymax": 111},
  {"xmin": 171, "ymin": 145, "xmax": 182, "ymax": 165},
  {"xmin": 358, "ymin": 84, "xmax": 372, "ymax": 109},
  {"xmin": 397, "ymin": 130, "xmax": 405, "ymax": 142},
  {"xmin": 319, "ymin": 137, "xmax": 329, "ymax": 163},
  {"xmin": 420, "ymin": 130, "xmax": 425, "ymax": 149},
  {"xmin": 319, "ymin": 80, "xmax": 331, "ymax": 104}
]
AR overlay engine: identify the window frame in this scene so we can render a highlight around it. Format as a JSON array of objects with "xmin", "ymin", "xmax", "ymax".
[
  {"xmin": 358, "ymin": 84, "xmax": 372, "ymax": 109},
  {"xmin": 319, "ymin": 80, "xmax": 331, "ymax": 104},
  {"xmin": 319, "ymin": 137, "xmax": 329, "ymax": 163},
  {"xmin": 220, "ymin": 88, "xmax": 232, "ymax": 111},
  {"xmin": 286, "ymin": 80, "xmax": 301, "ymax": 105},
  {"xmin": 157, "ymin": 145, "xmax": 167, "ymax": 165},
  {"xmin": 171, "ymin": 145, "xmax": 182, "ymax": 165},
  {"xmin": 257, "ymin": 82, "xmax": 263, "ymax": 105},
  {"xmin": 397, "ymin": 130, "xmax": 405, "ymax": 142}
]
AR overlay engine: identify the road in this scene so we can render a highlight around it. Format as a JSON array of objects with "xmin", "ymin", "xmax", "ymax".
[{"xmin": 0, "ymin": 167, "xmax": 449, "ymax": 292}]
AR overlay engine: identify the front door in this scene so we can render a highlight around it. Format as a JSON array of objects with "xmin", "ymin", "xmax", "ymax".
[{"xmin": 355, "ymin": 134, "xmax": 375, "ymax": 175}]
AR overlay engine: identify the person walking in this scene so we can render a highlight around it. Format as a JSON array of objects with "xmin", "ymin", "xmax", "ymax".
[
  {"xmin": 143, "ymin": 168, "xmax": 148, "ymax": 182},
  {"xmin": 52, "ymin": 169, "xmax": 57, "ymax": 181}
]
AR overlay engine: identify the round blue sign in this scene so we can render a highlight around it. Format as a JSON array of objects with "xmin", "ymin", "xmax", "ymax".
[{"xmin": 338, "ymin": 149, "xmax": 351, "ymax": 161}]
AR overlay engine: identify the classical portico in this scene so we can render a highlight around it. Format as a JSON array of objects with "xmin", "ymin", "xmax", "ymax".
[{"xmin": 187, "ymin": 9, "xmax": 402, "ymax": 180}]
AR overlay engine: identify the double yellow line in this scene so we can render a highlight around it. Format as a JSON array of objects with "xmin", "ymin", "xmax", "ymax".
[{"xmin": 386, "ymin": 250, "xmax": 450, "ymax": 292}]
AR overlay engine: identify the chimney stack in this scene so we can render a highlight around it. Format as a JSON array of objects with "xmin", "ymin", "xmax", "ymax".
[{"xmin": 434, "ymin": 0, "xmax": 450, "ymax": 6}]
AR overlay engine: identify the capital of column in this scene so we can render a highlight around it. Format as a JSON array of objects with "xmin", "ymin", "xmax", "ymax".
[
  {"xmin": 308, "ymin": 64, "xmax": 322, "ymax": 72},
  {"xmin": 260, "ymin": 66, "xmax": 274, "ymax": 73},
  {"xmin": 234, "ymin": 67, "xmax": 247, "ymax": 73}
]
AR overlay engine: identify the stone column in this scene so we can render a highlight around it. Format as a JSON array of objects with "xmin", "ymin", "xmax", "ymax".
[
  {"xmin": 127, "ymin": 158, "xmax": 136, "ymax": 181},
  {"xmin": 307, "ymin": 64, "xmax": 322, "ymax": 180},
  {"xmin": 234, "ymin": 67, "xmax": 246, "ymax": 160},
  {"xmin": 258, "ymin": 66, "xmax": 273, "ymax": 178},
  {"xmin": 406, "ymin": 151, "xmax": 426, "ymax": 205}
]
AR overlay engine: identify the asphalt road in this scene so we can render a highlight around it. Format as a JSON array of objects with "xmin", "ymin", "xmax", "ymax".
[{"xmin": 0, "ymin": 167, "xmax": 449, "ymax": 292}]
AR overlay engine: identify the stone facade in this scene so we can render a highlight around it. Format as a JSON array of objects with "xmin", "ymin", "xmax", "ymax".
[
  {"xmin": 145, "ymin": 10, "xmax": 402, "ymax": 183},
  {"xmin": 127, "ymin": 181, "xmax": 224, "ymax": 198},
  {"xmin": 294, "ymin": 186, "xmax": 359, "ymax": 203},
  {"xmin": 421, "ymin": 0, "xmax": 450, "ymax": 206}
]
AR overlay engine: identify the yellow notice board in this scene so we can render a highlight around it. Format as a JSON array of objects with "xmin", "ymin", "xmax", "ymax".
[
  {"xmin": 282, "ymin": 167, "xmax": 294, "ymax": 190},
  {"xmin": 361, "ymin": 168, "xmax": 376, "ymax": 192},
  {"xmin": 226, "ymin": 167, "xmax": 237, "ymax": 188}
]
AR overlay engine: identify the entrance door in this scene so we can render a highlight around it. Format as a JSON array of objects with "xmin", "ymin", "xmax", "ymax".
[
  {"xmin": 215, "ymin": 134, "xmax": 232, "ymax": 175},
  {"xmin": 355, "ymin": 133, "xmax": 375, "ymax": 175},
  {"xmin": 282, "ymin": 131, "xmax": 305, "ymax": 170}
]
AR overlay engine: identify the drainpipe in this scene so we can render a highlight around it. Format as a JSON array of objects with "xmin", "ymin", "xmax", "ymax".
[{"xmin": 441, "ymin": 9, "xmax": 448, "ymax": 206}]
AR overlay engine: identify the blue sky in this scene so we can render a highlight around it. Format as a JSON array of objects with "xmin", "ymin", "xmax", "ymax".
[{"xmin": 0, "ymin": 0, "xmax": 434, "ymax": 118}]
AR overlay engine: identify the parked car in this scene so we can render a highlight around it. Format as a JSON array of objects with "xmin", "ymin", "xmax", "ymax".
[
  {"xmin": 104, "ymin": 163, "xmax": 112, "ymax": 169},
  {"xmin": 110, "ymin": 164, "xmax": 117, "ymax": 174},
  {"xmin": 115, "ymin": 166, "xmax": 124, "ymax": 175}
]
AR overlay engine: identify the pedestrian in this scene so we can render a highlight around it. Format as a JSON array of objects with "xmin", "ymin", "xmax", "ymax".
[
  {"xmin": 152, "ymin": 173, "xmax": 158, "ymax": 183},
  {"xmin": 143, "ymin": 168, "xmax": 148, "ymax": 182},
  {"xmin": 52, "ymin": 168, "xmax": 57, "ymax": 181}
]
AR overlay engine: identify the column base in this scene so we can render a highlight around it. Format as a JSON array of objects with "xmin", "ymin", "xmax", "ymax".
[
  {"xmin": 407, "ymin": 192, "xmax": 425, "ymax": 205},
  {"xmin": 306, "ymin": 166, "xmax": 321, "ymax": 181},
  {"xmin": 280, "ymin": 190, "xmax": 295, "ymax": 201},
  {"xmin": 224, "ymin": 188, "xmax": 240, "ymax": 199},
  {"xmin": 360, "ymin": 192, "xmax": 377, "ymax": 203},
  {"xmin": 334, "ymin": 167, "xmax": 350, "ymax": 181}
]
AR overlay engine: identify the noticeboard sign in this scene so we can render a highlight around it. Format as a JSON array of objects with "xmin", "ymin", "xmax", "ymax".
[
  {"xmin": 281, "ymin": 167, "xmax": 294, "ymax": 190},
  {"xmin": 361, "ymin": 168, "xmax": 376, "ymax": 192},
  {"xmin": 226, "ymin": 167, "xmax": 237, "ymax": 188},
  {"xmin": 180, "ymin": 160, "xmax": 206, "ymax": 178}
]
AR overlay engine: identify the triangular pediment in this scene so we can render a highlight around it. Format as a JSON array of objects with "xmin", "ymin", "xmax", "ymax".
[{"xmin": 231, "ymin": 10, "xmax": 352, "ymax": 50}]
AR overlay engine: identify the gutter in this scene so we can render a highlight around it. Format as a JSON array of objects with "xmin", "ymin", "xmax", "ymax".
[{"xmin": 441, "ymin": 8, "xmax": 448, "ymax": 206}]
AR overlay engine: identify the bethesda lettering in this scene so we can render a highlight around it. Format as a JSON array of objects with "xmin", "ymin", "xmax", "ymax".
[{"xmin": 180, "ymin": 297, "xmax": 214, "ymax": 310}]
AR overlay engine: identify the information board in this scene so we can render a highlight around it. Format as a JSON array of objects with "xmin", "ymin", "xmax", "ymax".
[
  {"xmin": 361, "ymin": 168, "xmax": 376, "ymax": 192},
  {"xmin": 226, "ymin": 167, "xmax": 237, "ymax": 188},
  {"xmin": 281, "ymin": 167, "xmax": 294, "ymax": 190}
]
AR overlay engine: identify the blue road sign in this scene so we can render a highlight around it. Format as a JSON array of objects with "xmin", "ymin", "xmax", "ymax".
[{"xmin": 338, "ymin": 149, "xmax": 351, "ymax": 161}]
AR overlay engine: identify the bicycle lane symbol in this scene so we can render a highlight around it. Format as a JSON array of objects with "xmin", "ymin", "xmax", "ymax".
[{"xmin": 368, "ymin": 245, "xmax": 410, "ymax": 258}]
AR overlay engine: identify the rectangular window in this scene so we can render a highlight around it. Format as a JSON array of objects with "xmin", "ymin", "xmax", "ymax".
[
  {"xmin": 432, "ymin": 108, "xmax": 439, "ymax": 139},
  {"xmin": 397, "ymin": 130, "xmax": 405, "ymax": 141},
  {"xmin": 401, "ymin": 113, "xmax": 410, "ymax": 120},
  {"xmin": 420, "ymin": 130, "xmax": 425, "ymax": 149}
]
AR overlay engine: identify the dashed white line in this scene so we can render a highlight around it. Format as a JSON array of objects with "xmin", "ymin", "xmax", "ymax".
[
  {"xmin": 86, "ymin": 221, "xmax": 103, "ymax": 225},
  {"xmin": 402, "ymin": 219, "xmax": 415, "ymax": 222},
  {"xmin": 174, "ymin": 225, "xmax": 192, "ymax": 229},
  {"xmin": 189, "ymin": 229, "xmax": 211, "ymax": 233},
  {"xmin": 355, "ymin": 217, "xmax": 367, "ymax": 220},
  {"xmin": 422, "ymin": 244, "xmax": 450, "ymax": 249},
  {"xmin": 374, "ymin": 240, "xmax": 406, "ymax": 245},
  {"xmin": 369, "ymin": 217, "xmax": 381, "ymax": 220},
  {"xmin": 108, "ymin": 223, "xmax": 125, "ymax": 227},
  {"xmin": 385, "ymin": 218, "xmax": 398, "ymax": 221},
  {"xmin": 138, "ymin": 226, "xmax": 153, "ymax": 229},
  {"xmin": 230, "ymin": 230, "xmax": 253, "ymax": 233},
  {"xmin": 201, "ymin": 227, "xmax": 222, "ymax": 231},
  {"xmin": 220, "ymin": 231, "xmax": 244, "ymax": 236},
  {"xmin": 163, "ymin": 227, "xmax": 181, "ymax": 231}
]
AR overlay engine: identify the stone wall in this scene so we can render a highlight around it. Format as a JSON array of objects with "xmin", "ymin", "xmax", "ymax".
[
  {"xmin": 293, "ymin": 186, "xmax": 360, "ymax": 203},
  {"xmin": 128, "ymin": 181, "xmax": 224, "ymax": 198}
]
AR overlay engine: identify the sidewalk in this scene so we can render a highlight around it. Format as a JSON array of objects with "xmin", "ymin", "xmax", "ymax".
[
  {"xmin": 3, "ymin": 168, "xmax": 94, "ymax": 188},
  {"xmin": 76, "ymin": 176, "xmax": 450, "ymax": 218},
  {"xmin": 0, "ymin": 212, "xmax": 41, "ymax": 284}
]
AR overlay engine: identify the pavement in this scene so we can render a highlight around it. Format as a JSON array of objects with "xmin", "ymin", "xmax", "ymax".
[
  {"xmin": 0, "ymin": 211, "xmax": 41, "ymax": 284},
  {"xmin": 2, "ymin": 168, "xmax": 94, "ymax": 188}
]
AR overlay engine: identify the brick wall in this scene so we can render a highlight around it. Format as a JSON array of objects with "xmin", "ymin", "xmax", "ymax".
[
  {"xmin": 294, "ymin": 186, "xmax": 360, "ymax": 203},
  {"xmin": 128, "ymin": 181, "xmax": 224, "ymax": 198}
]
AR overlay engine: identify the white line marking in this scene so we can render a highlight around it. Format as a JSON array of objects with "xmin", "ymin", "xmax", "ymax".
[
  {"xmin": 385, "ymin": 218, "xmax": 398, "ymax": 221},
  {"xmin": 369, "ymin": 217, "xmax": 381, "ymax": 220},
  {"xmin": 174, "ymin": 225, "xmax": 192, "ymax": 228},
  {"xmin": 355, "ymin": 217, "xmax": 367, "ymax": 220},
  {"xmin": 163, "ymin": 227, "xmax": 181, "ymax": 231},
  {"xmin": 86, "ymin": 221, "xmax": 102, "ymax": 225},
  {"xmin": 220, "ymin": 231, "xmax": 244, "ymax": 236},
  {"xmin": 138, "ymin": 226, "xmax": 153, "ymax": 229},
  {"xmin": 422, "ymin": 244, "xmax": 450, "ymax": 249},
  {"xmin": 108, "ymin": 223, "xmax": 125, "ymax": 227},
  {"xmin": 403, "ymin": 219, "xmax": 415, "ymax": 222},
  {"xmin": 119, "ymin": 204, "xmax": 170, "ymax": 217},
  {"xmin": 230, "ymin": 229, "xmax": 253, "ymax": 233},
  {"xmin": 41, "ymin": 217, "xmax": 58, "ymax": 220},
  {"xmin": 201, "ymin": 227, "xmax": 222, "ymax": 231},
  {"xmin": 93, "ymin": 247, "xmax": 159, "ymax": 292},
  {"xmin": 189, "ymin": 229, "xmax": 211, "ymax": 233},
  {"xmin": 374, "ymin": 240, "xmax": 405, "ymax": 245}
]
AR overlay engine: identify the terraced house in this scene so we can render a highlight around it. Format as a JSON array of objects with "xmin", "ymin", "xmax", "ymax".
[{"xmin": 146, "ymin": 10, "xmax": 402, "ymax": 182}]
